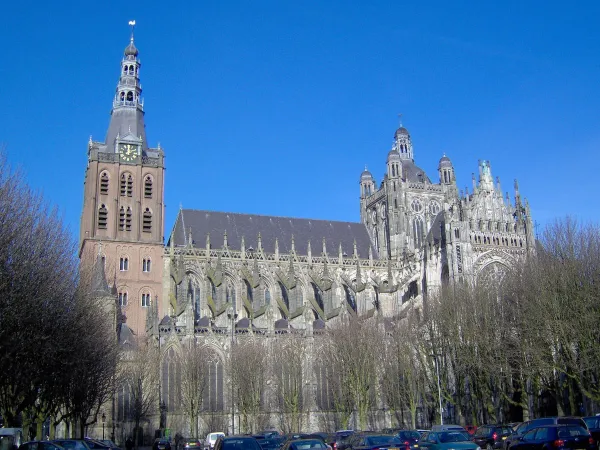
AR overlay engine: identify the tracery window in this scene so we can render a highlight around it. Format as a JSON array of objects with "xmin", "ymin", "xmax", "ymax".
[
  {"xmin": 429, "ymin": 201, "xmax": 441, "ymax": 215},
  {"xmin": 413, "ymin": 216, "xmax": 424, "ymax": 247},
  {"xmin": 202, "ymin": 354, "xmax": 224, "ymax": 411},
  {"xmin": 343, "ymin": 285, "xmax": 357, "ymax": 313},
  {"xmin": 411, "ymin": 199, "xmax": 423, "ymax": 212},
  {"xmin": 119, "ymin": 257, "xmax": 129, "ymax": 271},
  {"xmin": 141, "ymin": 292, "xmax": 151, "ymax": 307},
  {"xmin": 142, "ymin": 258, "xmax": 151, "ymax": 272},
  {"xmin": 162, "ymin": 348, "xmax": 181, "ymax": 412}
]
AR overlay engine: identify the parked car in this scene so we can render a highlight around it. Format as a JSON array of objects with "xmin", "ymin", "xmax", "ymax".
[
  {"xmin": 53, "ymin": 439, "xmax": 92, "ymax": 450},
  {"xmin": 280, "ymin": 435, "xmax": 327, "ymax": 450},
  {"xmin": 1, "ymin": 428, "xmax": 23, "ymax": 450},
  {"xmin": 471, "ymin": 425, "xmax": 514, "ymax": 450},
  {"xmin": 153, "ymin": 439, "xmax": 172, "ymax": 450},
  {"xmin": 431, "ymin": 426, "xmax": 468, "ymax": 433},
  {"xmin": 345, "ymin": 435, "xmax": 401, "ymax": 450},
  {"xmin": 205, "ymin": 434, "xmax": 225, "ymax": 450},
  {"xmin": 83, "ymin": 440, "xmax": 111, "ymax": 450},
  {"xmin": 281, "ymin": 439, "xmax": 328, "ymax": 450},
  {"xmin": 97, "ymin": 441, "xmax": 120, "ymax": 450},
  {"xmin": 19, "ymin": 442, "xmax": 64, "ymax": 450},
  {"xmin": 252, "ymin": 436, "xmax": 282, "ymax": 450},
  {"xmin": 509, "ymin": 424, "xmax": 594, "ymax": 450},
  {"xmin": 418, "ymin": 431, "xmax": 479, "ymax": 450},
  {"xmin": 213, "ymin": 437, "xmax": 261, "ymax": 450},
  {"xmin": 583, "ymin": 417, "xmax": 600, "ymax": 450},
  {"xmin": 182, "ymin": 439, "xmax": 203, "ymax": 450},
  {"xmin": 394, "ymin": 431, "xmax": 421, "ymax": 450},
  {"xmin": 504, "ymin": 418, "xmax": 589, "ymax": 450},
  {"xmin": 334, "ymin": 432, "xmax": 356, "ymax": 450}
]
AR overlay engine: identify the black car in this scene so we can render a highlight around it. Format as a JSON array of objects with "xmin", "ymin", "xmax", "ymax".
[
  {"xmin": 509, "ymin": 425, "xmax": 594, "ymax": 450},
  {"xmin": 214, "ymin": 437, "xmax": 262, "ymax": 450},
  {"xmin": 471, "ymin": 425, "xmax": 514, "ymax": 450},
  {"xmin": 505, "ymin": 418, "xmax": 588, "ymax": 450},
  {"xmin": 53, "ymin": 440, "xmax": 92, "ymax": 450},
  {"xmin": 153, "ymin": 440, "xmax": 172, "ymax": 450},
  {"xmin": 394, "ymin": 431, "xmax": 421, "ymax": 450},
  {"xmin": 583, "ymin": 417, "xmax": 600, "ymax": 450},
  {"xmin": 252, "ymin": 435, "xmax": 283, "ymax": 450},
  {"xmin": 182, "ymin": 439, "xmax": 203, "ymax": 450},
  {"xmin": 280, "ymin": 435, "xmax": 327, "ymax": 450},
  {"xmin": 335, "ymin": 433, "xmax": 356, "ymax": 450}
]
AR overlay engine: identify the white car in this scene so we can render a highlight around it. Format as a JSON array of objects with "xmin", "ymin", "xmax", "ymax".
[{"xmin": 204, "ymin": 433, "xmax": 225, "ymax": 450}]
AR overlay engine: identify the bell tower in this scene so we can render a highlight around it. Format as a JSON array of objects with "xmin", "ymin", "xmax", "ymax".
[{"xmin": 80, "ymin": 23, "xmax": 165, "ymax": 336}]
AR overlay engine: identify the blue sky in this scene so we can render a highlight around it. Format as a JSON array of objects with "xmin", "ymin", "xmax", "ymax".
[{"xmin": 1, "ymin": 0, "xmax": 599, "ymax": 241}]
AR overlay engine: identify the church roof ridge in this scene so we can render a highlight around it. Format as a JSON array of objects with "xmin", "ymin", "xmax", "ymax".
[{"xmin": 179, "ymin": 208, "xmax": 362, "ymax": 226}]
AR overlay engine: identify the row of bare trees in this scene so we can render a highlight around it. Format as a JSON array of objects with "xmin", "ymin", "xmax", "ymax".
[
  {"xmin": 0, "ymin": 155, "xmax": 119, "ymax": 438},
  {"xmin": 116, "ymin": 217, "xmax": 600, "ymax": 437}
]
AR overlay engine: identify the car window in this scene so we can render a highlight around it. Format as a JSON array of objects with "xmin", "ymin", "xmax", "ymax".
[
  {"xmin": 558, "ymin": 427, "xmax": 589, "ymax": 438},
  {"xmin": 515, "ymin": 422, "xmax": 530, "ymax": 435},
  {"xmin": 534, "ymin": 428, "xmax": 550, "ymax": 441},
  {"xmin": 364, "ymin": 437, "xmax": 399, "ymax": 447},
  {"xmin": 501, "ymin": 428, "xmax": 513, "ymax": 435},
  {"xmin": 557, "ymin": 419, "xmax": 586, "ymax": 428},
  {"xmin": 399, "ymin": 432, "xmax": 420, "ymax": 441},
  {"xmin": 522, "ymin": 430, "xmax": 537, "ymax": 441},
  {"xmin": 584, "ymin": 418, "xmax": 600, "ymax": 429}
]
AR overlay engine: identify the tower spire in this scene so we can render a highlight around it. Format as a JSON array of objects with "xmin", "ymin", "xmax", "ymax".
[{"xmin": 104, "ymin": 22, "xmax": 147, "ymax": 152}]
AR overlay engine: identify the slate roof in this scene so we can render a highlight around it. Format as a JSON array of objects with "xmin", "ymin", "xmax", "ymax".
[
  {"xmin": 169, "ymin": 209, "xmax": 379, "ymax": 260},
  {"xmin": 402, "ymin": 160, "xmax": 432, "ymax": 184}
]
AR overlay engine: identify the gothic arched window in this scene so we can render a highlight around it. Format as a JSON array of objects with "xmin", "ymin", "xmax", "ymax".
[
  {"xmin": 100, "ymin": 172, "xmax": 109, "ymax": 195},
  {"xmin": 143, "ymin": 258, "xmax": 151, "ymax": 273},
  {"xmin": 98, "ymin": 204, "xmax": 108, "ymax": 229},
  {"xmin": 143, "ymin": 208, "xmax": 152, "ymax": 232},
  {"xmin": 413, "ymin": 216, "xmax": 424, "ymax": 247},
  {"xmin": 126, "ymin": 91, "xmax": 133, "ymax": 102},
  {"xmin": 120, "ymin": 173, "xmax": 133, "ymax": 197},
  {"xmin": 144, "ymin": 176, "xmax": 153, "ymax": 198},
  {"xmin": 162, "ymin": 348, "xmax": 181, "ymax": 412},
  {"xmin": 202, "ymin": 353, "xmax": 224, "ymax": 412},
  {"xmin": 118, "ymin": 291, "xmax": 128, "ymax": 307},
  {"xmin": 411, "ymin": 199, "xmax": 423, "ymax": 213},
  {"xmin": 126, "ymin": 207, "xmax": 132, "ymax": 231}
]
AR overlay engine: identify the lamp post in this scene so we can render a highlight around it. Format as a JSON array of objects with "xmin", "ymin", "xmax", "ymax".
[
  {"xmin": 227, "ymin": 309, "xmax": 238, "ymax": 435},
  {"xmin": 102, "ymin": 412, "xmax": 106, "ymax": 440}
]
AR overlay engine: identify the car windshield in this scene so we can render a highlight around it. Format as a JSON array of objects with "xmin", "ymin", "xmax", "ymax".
[
  {"xmin": 439, "ymin": 432, "xmax": 470, "ymax": 443},
  {"xmin": 398, "ymin": 432, "xmax": 420, "ymax": 441},
  {"xmin": 55, "ymin": 441, "xmax": 89, "ymax": 450},
  {"xmin": 291, "ymin": 441, "xmax": 327, "ymax": 450}
]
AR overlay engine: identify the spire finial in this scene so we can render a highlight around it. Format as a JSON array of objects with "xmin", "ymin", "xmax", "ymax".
[{"xmin": 128, "ymin": 20, "xmax": 136, "ymax": 43}]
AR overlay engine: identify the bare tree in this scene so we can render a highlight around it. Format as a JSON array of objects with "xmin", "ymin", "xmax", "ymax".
[
  {"xmin": 321, "ymin": 318, "xmax": 382, "ymax": 430},
  {"xmin": 230, "ymin": 338, "xmax": 267, "ymax": 434},
  {"xmin": 179, "ymin": 341, "xmax": 211, "ymax": 437},
  {"xmin": 119, "ymin": 338, "xmax": 160, "ymax": 450},
  {"xmin": 271, "ymin": 334, "xmax": 306, "ymax": 433}
]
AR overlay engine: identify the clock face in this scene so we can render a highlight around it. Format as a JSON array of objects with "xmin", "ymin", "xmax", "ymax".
[{"xmin": 120, "ymin": 144, "xmax": 137, "ymax": 162}]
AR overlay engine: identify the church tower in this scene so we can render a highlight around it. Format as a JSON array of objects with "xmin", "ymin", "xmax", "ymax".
[{"xmin": 80, "ymin": 25, "xmax": 165, "ymax": 336}]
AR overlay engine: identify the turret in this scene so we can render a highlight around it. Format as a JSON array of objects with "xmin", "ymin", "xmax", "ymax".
[
  {"xmin": 392, "ymin": 126, "xmax": 414, "ymax": 161},
  {"xmin": 360, "ymin": 167, "xmax": 376, "ymax": 198},
  {"xmin": 387, "ymin": 150, "xmax": 402, "ymax": 179},
  {"xmin": 438, "ymin": 154, "xmax": 455, "ymax": 185}
]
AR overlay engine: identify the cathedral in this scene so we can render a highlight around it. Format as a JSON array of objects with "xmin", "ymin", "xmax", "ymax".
[{"xmin": 79, "ymin": 30, "xmax": 535, "ymax": 436}]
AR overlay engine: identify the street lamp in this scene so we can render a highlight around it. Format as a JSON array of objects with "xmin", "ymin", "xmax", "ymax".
[
  {"xmin": 227, "ymin": 309, "xmax": 238, "ymax": 435},
  {"xmin": 102, "ymin": 412, "xmax": 106, "ymax": 440}
]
